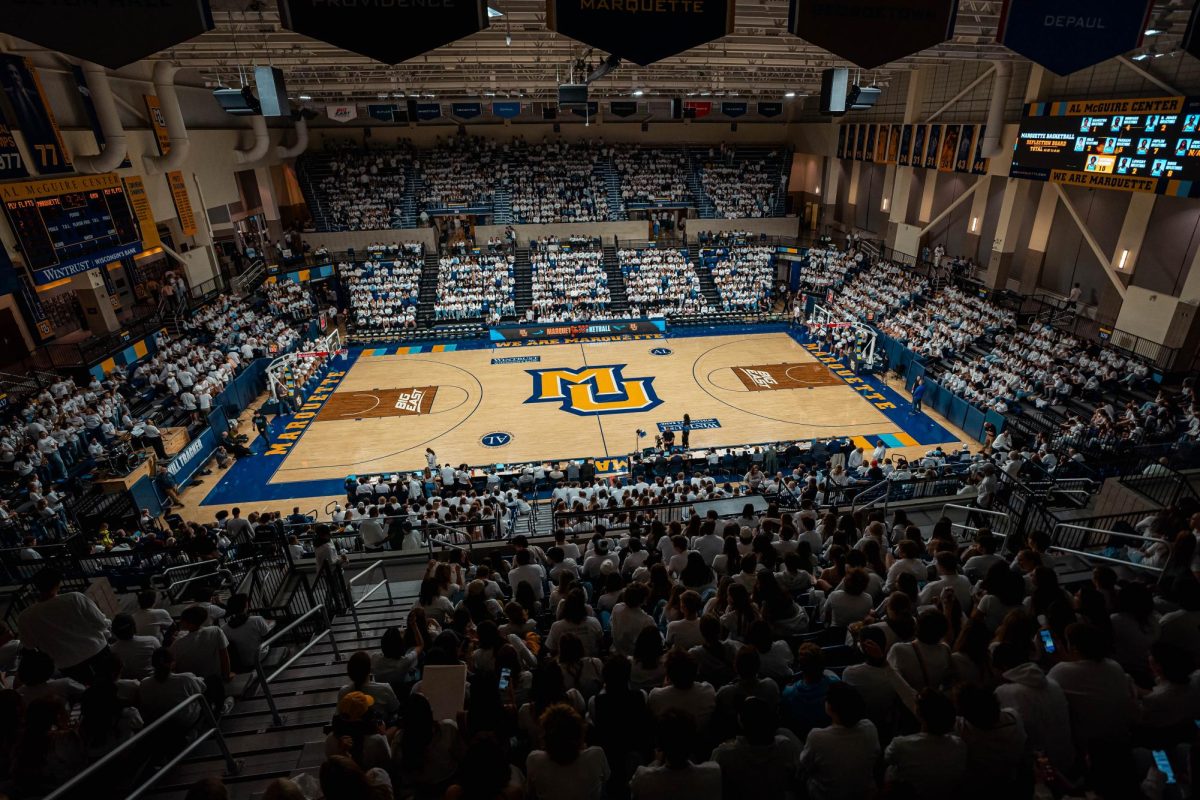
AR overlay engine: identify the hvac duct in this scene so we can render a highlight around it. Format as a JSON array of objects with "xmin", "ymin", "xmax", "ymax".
[
  {"xmin": 234, "ymin": 115, "xmax": 271, "ymax": 164},
  {"xmin": 275, "ymin": 116, "xmax": 308, "ymax": 159},
  {"xmin": 142, "ymin": 62, "xmax": 190, "ymax": 173},
  {"xmin": 72, "ymin": 63, "xmax": 128, "ymax": 174},
  {"xmin": 980, "ymin": 61, "xmax": 1012, "ymax": 158}
]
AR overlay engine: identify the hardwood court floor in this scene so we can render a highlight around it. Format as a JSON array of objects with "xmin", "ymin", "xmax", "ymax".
[{"xmin": 269, "ymin": 332, "xmax": 963, "ymax": 482}]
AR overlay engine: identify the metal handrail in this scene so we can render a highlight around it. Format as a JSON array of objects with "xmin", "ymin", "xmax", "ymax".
[
  {"xmin": 941, "ymin": 502, "xmax": 1009, "ymax": 521},
  {"xmin": 344, "ymin": 559, "xmax": 393, "ymax": 638},
  {"xmin": 1049, "ymin": 546, "xmax": 1164, "ymax": 573},
  {"xmin": 154, "ymin": 558, "xmax": 219, "ymax": 586},
  {"xmin": 1052, "ymin": 523, "xmax": 1164, "ymax": 546},
  {"xmin": 165, "ymin": 568, "xmax": 232, "ymax": 601},
  {"xmin": 254, "ymin": 604, "xmax": 341, "ymax": 727},
  {"xmin": 44, "ymin": 693, "xmax": 239, "ymax": 800}
]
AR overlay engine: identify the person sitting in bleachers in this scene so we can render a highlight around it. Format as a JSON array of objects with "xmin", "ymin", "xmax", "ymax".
[
  {"xmin": 345, "ymin": 243, "xmax": 424, "ymax": 333},
  {"xmin": 618, "ymin": 247, "xmax": 711, "ymax": 318},
  {"xmin": 434, "ymin": 252, "xmax": 516, "ymax": 321},
  {"xmin": 528, "ymin": 237, "xmax": 611, "ymax": 323}
]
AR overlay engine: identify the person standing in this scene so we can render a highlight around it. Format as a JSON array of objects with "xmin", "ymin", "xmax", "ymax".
[
  {"xmin": 680, "ymin": 414, "xmax": 692, "ymax": 450},
  {"xmin": 17, "ymin": 568, "xmax": 111, "ymax": 684},
  {"xmin": 910, "ymin": 377, "xmax": 926, "ymax": 415},
  {"xmin": 252, "ymin": 409, "xmax": 269, "ymax": 445}
]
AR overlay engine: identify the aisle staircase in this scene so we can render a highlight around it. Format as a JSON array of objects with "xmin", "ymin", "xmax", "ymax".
[
  {"xmin": 690, "ymin": 242, "xmax": 723, "ymax": 310},
  {"xmin": 492, "ymin": 187, "xmax": 514, "ymax": 225},
  {"xmin": 513, "ymin": 246, "xmax": 533, "ymax": 319},
  {"xmin": 602, "ymin": 241, "xmax": 629, "ymax": 314},
  {"xmin": 295, "ymin": 156, "xmax": 333, "ymax": 231},
  {"xmin": 601, "ymin": 156, "xmax": 627, "ymax": 220},
  {"xmin": 416, "ymin": 250, "xmax": 441, "ymax": 327},
  {"xmin": 686, "ymin": 148, "xmax": 715, "ymax": 217},
  {"xmin": 397, "ymin": 162, "xmax": 421, "ymax": 228}
]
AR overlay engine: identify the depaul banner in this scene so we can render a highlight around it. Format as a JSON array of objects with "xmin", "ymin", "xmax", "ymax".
[
  {"xmin": 280, "ymin": 0, "xmax": 488, "ymax": 64},
  {"xmin": 492, "ymin": 101, "xmax": 522, "ymax": 119},
  {"xmin": 0, "ymin": 108, "xmax": 28, "ymax": 180},
  {"xmin": 788, "ymin": 0, "xmax": 957, "ymax": 70},
  {"xmin": 548, "ymin": 0, "xmax": 735, "ymax": 66},
  {"xmin": 452, "ymin": 102, "xmax": 482, "ymax": 119},
  {"xmin": 71, "ymin": 65, "xmax": 131, "ymax": 168},
  {"xmin": 997, "ymin": 0, "xmax": 1153, "ymax": 75},
  {"xmin": 416, "ymin": 103, "xmax": 442, "ymax": 121},
  {"xmin": 0, "ymin": 55, "xmax": 71, "ymax": 175},
  {"xmin": 721, "ymin": 101, "xmax": 747, "ymax": 117}
]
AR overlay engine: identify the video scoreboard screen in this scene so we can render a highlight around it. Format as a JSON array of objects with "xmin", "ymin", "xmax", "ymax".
[
  {"xmin": 1010, "ymin": 96, "xmax": 1200, "ymax": 196},
  {"xmin": 0, "ymin": 173, "xmax": 143, "ymax": 285}
]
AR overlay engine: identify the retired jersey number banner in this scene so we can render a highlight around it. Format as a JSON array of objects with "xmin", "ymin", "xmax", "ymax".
[
  {"xmin": 0, "ymin": 107, "xmax": 28, "ymax": 180},
  {"xmin": 787, "ymin": 0, "xmax": 957, "ymax": 70},
  {"xmin": 279, "ymin": 0, "xmax": 489, "ymax": 64},
  {"xmin": 997, "ymin": 0, "xmax": 1153, "ymax": 75},
  {"xmin": 0, "ymin": 55, "xmax": 71, "ymax": 175},
  {"xmin": 548, "ymin": 0, "xmax": 735, "ymax": 66},
  {"xmin": 166, "ymin": 171, "xmax": 197, "ymax": 237}
]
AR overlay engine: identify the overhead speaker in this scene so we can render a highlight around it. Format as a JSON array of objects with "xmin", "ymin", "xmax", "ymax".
[
  {"xmin": 558, "ymin": 84, "xmax": 589, "ymax": 111},
  {"xmin": 671, "ymin": 97, "xmax": 682, "ymax": 119},
  {"xmin": 848, "ymin": 85, "xmax": 882, "ymax": 110},
  {"xmin": 254, "ymin": 66, "xmax": 290, "ymax": 117},
  {"xmin": 213, "ymin": 86, "xmax": 260, "ymax": 116},
  {"xmin": 820, "ymin": 68, "xmax": 849, "ymax": 115}
]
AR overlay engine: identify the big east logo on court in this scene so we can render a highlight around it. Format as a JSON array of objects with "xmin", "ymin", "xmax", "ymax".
[{"xmin": 525, "ymin": 364, "xmax": 662, "ymax": 416}]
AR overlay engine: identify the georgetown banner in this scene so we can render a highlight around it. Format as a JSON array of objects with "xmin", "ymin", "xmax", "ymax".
[
  {"xmin": 548, "ymin": 0, "xmax": 735, "ymax": 66},
  {"xmin": 280, "ymin": 0, "xmax": 489, "ymax": 64},
  {"xmin": 997, "ymin": 0, "xmax": 1153, "ymax": 75},
  {"xmin": 788, "ymin": 0, "xmax": 957, "ymax": 70}
]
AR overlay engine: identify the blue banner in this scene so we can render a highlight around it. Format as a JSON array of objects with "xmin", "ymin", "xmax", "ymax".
[
  {"xmin": 609, "ymin": 101, "xmax": 639, "ymax": 118},
  {"xmin": 452, "ymin": 102, "xmax": 482, "ymax": 119},
  {"xmin": 721, "ymin": 101, "xmax": 747, "ymax": 117},
  {"xmin": 71, "ymin": 64, "xmax": 131, "ymax": 169},
  {"xmin": 998, "ymin": 0, "xmax": 1153, "ymax": 75},
  {"xmin": 0, "ymin": 107, "xmax": 28, "ymax": 180},
  {"xmin": 492, "ymin": 101, "xmax": 521, "ymax": 119},
  {"xmin": 31, "ymin": 241, "xmax": 143, "ymax": 287},
  {"xmin": 757, "ymin": 102, "xmax": 783, "ymax": 117},
  {"xmin": 415, "ymin": 102, "xmax": 442, "ymax": 121},
  {"xmin": 569, "ymin": 102, "xmax": 599, "ymax": 118},
  {"xmin": 0, "ymin": 55, "xmax": 71, "ymax": 174},
  {"xmin": 367, "ymin": 103, "xmax": 400, "ymax": 122}
]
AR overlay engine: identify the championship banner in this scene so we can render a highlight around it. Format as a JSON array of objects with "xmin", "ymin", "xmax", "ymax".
[
  {"xmin": 721, "ymin": 101, "xmax": 748, "ymax": 118},
  {"xmin": 280, "ymin": 0, "xmax": 488, "ymax": 64},
  {"xmin": 608, "ymin": 101, "xmax": 638, "ymax": 118},
  {"xmin": 144, "ymin": 94, "xmax": 172, "ymax": 155},
  {"xmin": 367, "ymin": 104, "xmax": 401, "ymax": 122},
  {"xmin": 451, "ymin": 102, "xmax": 482, "ymax": 120},
  {"xmin": 416, "ymin": 103, "xmax": 442, "ymax": 121},
  {"xmin": 955, "ymin": 124, "xmax": 976, "ymax": 172},
  {"xmin": 547, "ymin": 0, "xmax": 734, "ymax": 66},
  {"xmin": 72, "ymin": 65, "xmax": 131, "ymax": 169},
  {"xmin": 757, "ymin": 102, "xmax": 783, "ymax": 118},
  {"xmin": 490, "ymin": 318, "xmax": 666, "ymax": 343},
  {"xmin": 3, "ymin": 0, "xmax": 213, "ymax": 69},
  {"xmin": 0, "ymin": 108, "xmax": 28, "ymax": 180},
  {"xmin": 897, "ymin": 124, "xmax": 913, "ymax": 166},
  {"xmin": 787, "ymin": 0, "xmax": 958, "ymax": 70},
  {"xmin": 326, "ymin": 104, "xmax": 358, "ymax": 123},
  {"xmin": 0, "ymin": 55, "xmax": 71, "ymax": 175},
  {"xmin": 1050, "ymin": 169, "xmax": 1159, "ymax": 193},
  {"xmin": 997, "ymin": 0, "xmax": 1153, "ymax": 75},
  {"xmin": 122, "ymin": 176, "xmax": 160, "ymax": 250},
  {"xmin": 684, "ymin": 101, "xmax": 713, "ymax": 118},
  {"xmin": 492, "ymin": 101, "xmax": 522, "ymax": 119},
  {"xmin": 166, "ymin": 171, "xmax": 197, "ymax": 237}
]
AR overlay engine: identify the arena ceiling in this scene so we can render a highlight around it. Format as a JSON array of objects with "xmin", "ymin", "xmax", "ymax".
[{"xmin": 144, "ymin": 0, "xmax": 1195, "ymax": 104}]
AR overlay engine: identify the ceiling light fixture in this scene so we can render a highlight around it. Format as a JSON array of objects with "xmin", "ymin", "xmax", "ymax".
[
  {"xmin": 298, "ymin": 94, "xmax": 312, "ymax": 101},
  {"xmin": 784, "ymin": 91, "xmax": 796, "ymax": 98},
  {"xmin": 1132, "ymin": 52, "xmax": 1150, "ymax": 61},
  {"xmin": 1145, "ymin": 28, "xmax": 1164, "ymax": 36},
  {"xmin": 487, "ymin": 6, "xmax": 503, "ymax": 17},
  {"xmin": 632, "ymin": 89, "xmax": 644, "ymax": 97}
]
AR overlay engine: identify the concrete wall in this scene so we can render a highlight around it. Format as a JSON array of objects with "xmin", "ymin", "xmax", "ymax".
[
  {"xmin": 303, "ymin": 227, "xmax": 438, "ymax": 254},
  {"xmin": 689, "ymin": 217, "xmax": 800, "ymax": 238}
]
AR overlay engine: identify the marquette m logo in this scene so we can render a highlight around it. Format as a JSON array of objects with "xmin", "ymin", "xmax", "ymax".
[{"xmin": 525, "ymin": 364, "xmax": 662, "ymax": 416}]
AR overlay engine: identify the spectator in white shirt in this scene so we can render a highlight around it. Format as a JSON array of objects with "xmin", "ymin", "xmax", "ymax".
[
  {"xmin": 630, "ymin": 709, "xmax": 721, "ymax": 800},
  {"xmin": 132, "ymin": 590, "xmax": 174, "ymax": 642},
  {"xmin": 17, "ymin": 567, "xmax": 111, "ymax": 683},
  {"xmin": 220, "ymin": 593, "xmax": 274, "ymax": 673},
  {"xmin": 110, "ymin": 613, "xmax": 158, "ymax": 680},
  {"xmin": 800, "ymin": 682, "xmax": 881, "ymax": 800},
  {"xmin": 884, "ymin": 688, "xmax": 967, "ymax": 799}
]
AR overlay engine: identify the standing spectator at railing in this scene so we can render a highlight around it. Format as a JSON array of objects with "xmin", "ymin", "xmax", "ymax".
[
  {"xmin": 170, "ymin": 605, "xmax": 235, "ymax": 715},
  {"xmin": 221, "ymin": 593, "xmax": 274, "ymax": 673},
  {"xmin": 17, "ymin": 567, "xmax": 110, "ymax": 684}
]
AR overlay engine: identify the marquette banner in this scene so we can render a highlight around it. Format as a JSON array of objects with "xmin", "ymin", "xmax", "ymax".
[
  {"xmin": 451, "ymin": 102, "xmax": 482, "ymax": 119},
  {"xmin": 144, "ymin": 94, "xmax": 172, "ymax": 155},
  {"xmin": 72, "ymin": 65, "xmax": 130, "ymax": 168},
  {"xmin": 0, "ymin": 108, "xmax": 28, "ymax": 180},
  {"xmin": 911, "ymin": 125, "xmax": 927, "ymax": 167},
  {"xmin": 938, "ymin": 124, "xmax": 960, "ymax": 172},
  {"xmin": 166, "ymin": 171, "xmax": 197, "ymax": 237},
  {"xmin": 122, "ymin": 176, "xmax": 160, "ymax": 250},
  {"xmin": 924, "ymin": 124, "xmax": 942, "ymax": 169},
  {"xmin": 787, "ymin": 0, "xmax": 958, "ymax": 70},
  {"xmin": 569, "ymin": 102, "xmax": 600, "ymax": 118},
  {"xmin": 836, "ymin": 125, "xmax": 847, "ymax": 159},
  {"xmin": 854, "ymin": 124, "xmax": 866, "ymax": 160},
  {"xmin": 971, "ymin": 125, "xmax": 990, "ymax": 175},
  {"xmin": 997, "ymin": 0, "xmax": 1153, "ymax": 75},
  {"xmin": 1050, "ymin": 169, "xmax": 1159, "ymax": 193},
  {"xmin": 548, "ymin": 0, "xmax": 735, "ymax": 66},
  {"xmin": 280, "ymin": 0, "xmax": 488, "ymax": 64},
  {"xmin": 492, "ymin": 101, "xmax": 522, "ymax": 119},
  {"xmin": 0, "ymin": 55, "xmax": 71, "ymax": 175},
  {"xmin": 897, "ymin": 124, "xmax": 913, "ymax": 166}
]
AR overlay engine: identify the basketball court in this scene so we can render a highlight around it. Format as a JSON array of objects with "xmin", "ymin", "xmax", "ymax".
[{"xmin": 254, "ymin": 329, "xmax": 965, "ymax": 486}]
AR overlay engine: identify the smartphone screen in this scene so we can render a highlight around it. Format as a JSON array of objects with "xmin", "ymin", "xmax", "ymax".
[
  {"xmin": 499, "ymin": 667, "xmax": 511, "ymax": 691},
  {"xmin": 1153, "ymin": 750, "xmax": 1176, "ymax": 784},
  {"xmin": 1039, "ymin": 629, "xmax": 1056, "ymax": 654}
]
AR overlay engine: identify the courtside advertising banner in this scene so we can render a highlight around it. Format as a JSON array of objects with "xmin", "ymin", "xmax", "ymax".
[
  {"xmin": 279, "ymin": 0, "xmax": 489, "ymax": 64},
  {"xmin": 547, "ymin": 0, "xmax": 735, "ymax": 66},
  {"xmin": 997, "ymin": 0, "xmax": 1153, "ymax": 75},
  {"xmin": 787, "ymin": 0, "xmax": 958, "ymax": 69}
]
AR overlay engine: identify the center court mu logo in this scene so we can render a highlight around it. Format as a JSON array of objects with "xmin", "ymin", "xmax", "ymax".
[{"xmin": 525, "ymin": 364, "xmax": 662, "ymax": 416}]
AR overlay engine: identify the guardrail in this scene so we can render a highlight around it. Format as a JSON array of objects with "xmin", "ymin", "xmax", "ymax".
[
  {"xmin": 344, "ymin": 559, "xmax": 393, "ymax": 638},
  {"xmin": 44, "ymin": 693, "xmax": 240, "ymax": 800},
  {"xmin": 940, "ymin": 502, "xmax": 1010, "ymax": 541},
  {"xmin": 253, "ymin": 604, "xmax": 342, "ymax": 727}
]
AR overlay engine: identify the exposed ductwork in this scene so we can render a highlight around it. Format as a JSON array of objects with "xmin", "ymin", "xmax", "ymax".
[
  {"xmin": 275, "ymin": 116, "xmax": 308, "ymax": 159},
  {"xmin": 143, "ymin": 62, "xmax": 191, "ymax": 174},
  {"xmin": 234, "ymin": 115, "xmax": 271, "ymax": 164},
  {"xmin": 980, "ymin": 60, "xmax": 1012, "ymax": 159},
  {"xmin": 72, "ymin": 63, "xmax": 129, "ymax": 174}
]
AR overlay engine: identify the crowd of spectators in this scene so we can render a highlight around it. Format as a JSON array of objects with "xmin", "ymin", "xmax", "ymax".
[
  {"xmin": 317, "ymin": 144, "xmax": 413, "ymax": 230},
  {"xmin": 434, "ymin": 253, "xmax": 516, "ymax": 321},
  {"xmin": 612, "ymin": 146, "xmax": 691, "ymax": 204},
  {"xmin": 527, "ymin": 237, "xmax": 612, "ymax": 323},
  {"xmin": 700, "ymin": 157, "xmax": 783, "ymax": 218},
  {"xmin": 702, "ymin": 245, "xmax": 775, "ymax": 312},
  {"xmin": 796, "ymin": 247, "xmax": 862, "ymax": 295},
  {"xmin": 344, "ymin": 243, "xmax": 425, "ymax": 333},
  {"xmin": 502, "ymin": 140, "xmax": 610, "ymax": 224},
  {"xmin": 618, "ymin": 248, "xmax": 711, "ymax": 317},
  {"xmin": 417, "ymin": 136, "xmax": 498, "ymax": 211},
  {"xmin": 263, "ymin": 279, "xmax": 316, "ymax": 323}
]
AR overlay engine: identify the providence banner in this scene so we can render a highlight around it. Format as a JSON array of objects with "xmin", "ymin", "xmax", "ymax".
[
  {"xmin": 997, "ymin": 0, "xmax": 1153, "ymax": 75},
  {"xmin": 788, "ymin": 0, "xmax": 957, "ymax": 70},
  {"xmin": 548, "ymin": 0, "xmax": 735, "ymax": 66},
  {"xmin": 280, "ymin": 0, "xmax": 488, "ymax": 64},
  {"xmin": 0, "ymin": 55, "xmax": 71, "ymax": 175},
  {"xmin": 3, "ymin": 0, "xmax": 213, "ymax": 69}
]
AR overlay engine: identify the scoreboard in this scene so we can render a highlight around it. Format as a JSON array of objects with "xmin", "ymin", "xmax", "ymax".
[
  {"xmin": 1010, "ymin": 96, "xmax": 1200, "ymax": 196},
  {"xmin": 0, "ymin": 173, "xmax": 143, "ymax": 285}
]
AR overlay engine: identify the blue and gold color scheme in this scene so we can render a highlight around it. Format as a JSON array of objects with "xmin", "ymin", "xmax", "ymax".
[{"xmin": 525, "ymin": 364, "xmax": 662, "ymax": 416}]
